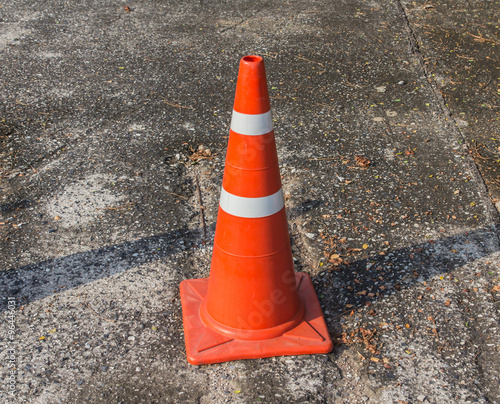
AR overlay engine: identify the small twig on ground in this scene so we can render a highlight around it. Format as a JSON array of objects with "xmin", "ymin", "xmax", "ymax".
[
  {"xmin": 165, "ymin": 191, "xmax": 190, "ymax": 200},
  {"xmin": 296, "ymin": 56, "xmax": 325, "ymax": 67},
  {"xmin": 344, "ymin": 75, "xmax": 361, "ymax": 87},
  {"xmin": 166, "ymin": 190, "xmax": 205, "ymax": 211},
  {"xmin": 80, "ymin": 294, "xmax": 116, "ymax": 322},
  {"xmin": 307, "ymin": 156, "xmax": 337, "ymax": 161},
  {"xmin": 480, "ymin": 78, "xmax": 493, "ymax": 91},
  {"xmin": 163, "ymin": 100, "xmax": 195, "ymax": 110},
  {"xmin": 470, "ymin": 141, "xmax": 488, "ymax": 160},
  {"xmin": 296, "ymin": 56, "xmax": 326, "ymax": 73},
  {"xmin": 393, "ymin": 275, "xmax": 413, "ymax": 288},
  {"xmin": 428, "ymin": 316, "xmax": 439, "ymax": 340},
  {"xmin": 380, "ymin": 382, "xmax": 402, "ymax": 391},
  {"xmin": 261, "ymin": 52, "xmax": 278, "ymax": 59},
  {"xmin": 467, "ymin": 31, "xmax": 499, "ymax": 45},
  {"xmin": 100, "ymin": 202, "xmax": 135, "ymax": 211},
  {"xmin": 172, "ymin": 313, "xmax": 183, "ymax": 323},
  {"xmin": 456, "ymin": 54, "xmax": 476, "ymax": 60},
  {"xmin": 195, "ymin": 171, "xmax": 208, "ymax": 243}
]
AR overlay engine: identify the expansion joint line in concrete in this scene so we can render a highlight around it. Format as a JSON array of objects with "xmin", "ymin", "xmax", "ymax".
[
  {"xmin": 393, "ymin": 0, "xmax": 449, "ymax": 118},
  {"xmin": 393, "ymin": 0, "xmax": 500, "ymax": 225}
]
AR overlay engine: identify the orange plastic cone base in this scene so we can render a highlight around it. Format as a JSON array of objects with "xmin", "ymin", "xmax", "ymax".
[{"xmin": 180, "ymin": 273, "xmax": 333, "ymax": 365}]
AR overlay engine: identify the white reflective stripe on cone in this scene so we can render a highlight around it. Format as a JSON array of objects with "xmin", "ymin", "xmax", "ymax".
[
  {"xmin": 219, "ymin": 187, "xmax": 284, "ymax": 218},
  {"xmin": 230, "ymin": 110, "xmax": 273, "ymax": 136}
]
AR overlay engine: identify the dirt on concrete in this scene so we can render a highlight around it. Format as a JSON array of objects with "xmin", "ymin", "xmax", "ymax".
[{"xmin": 0, "ymin": 0, "xmax": 499, "ymax": 403}]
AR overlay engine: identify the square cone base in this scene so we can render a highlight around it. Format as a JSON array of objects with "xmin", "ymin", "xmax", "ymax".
[{"xmin": 179, "ymin": 272, "xmax": 333, "ymax": 365}]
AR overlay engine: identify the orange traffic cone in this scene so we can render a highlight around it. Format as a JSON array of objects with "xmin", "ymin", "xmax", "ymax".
[{"xmin": 180, "ymin": 55, "xmax": 333, "ymax": 365}]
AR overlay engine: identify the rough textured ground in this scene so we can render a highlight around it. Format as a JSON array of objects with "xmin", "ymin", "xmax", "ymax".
[{"xmin": 1, "ymin": 0, "xmax": 499, "ymax": 403}]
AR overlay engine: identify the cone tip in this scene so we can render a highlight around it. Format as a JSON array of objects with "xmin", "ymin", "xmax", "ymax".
[
  {"xmin": 239, "ymin": 55, "xmax": 266, "ymax": 77},
  {"xmin": 242, "ymin": 55, "xmax": 263, "ymax": 63}
]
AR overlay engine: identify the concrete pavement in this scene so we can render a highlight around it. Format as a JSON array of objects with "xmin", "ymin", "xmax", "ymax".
[{"xmin": 1, "ymin": 0, "xmax": 499, "ymax": 402}]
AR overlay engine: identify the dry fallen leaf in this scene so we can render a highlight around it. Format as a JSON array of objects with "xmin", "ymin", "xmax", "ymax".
[{"xmin": 355, "ymin": 155, "xmax": 371, "ymax": 168}]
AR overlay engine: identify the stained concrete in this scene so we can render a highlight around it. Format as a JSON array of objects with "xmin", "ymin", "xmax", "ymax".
[{"xmin": 1, "ymin": 0, "xmax": 499, "ymax": 403}]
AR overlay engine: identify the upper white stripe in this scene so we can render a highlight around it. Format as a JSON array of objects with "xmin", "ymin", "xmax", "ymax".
[
  {"xmin": 219, "ymin": 187, "xmax": 284, "ymax": 218},
  {"xmin": 230, "ymin": 110, "xmax": 273, "ymax": 136}
]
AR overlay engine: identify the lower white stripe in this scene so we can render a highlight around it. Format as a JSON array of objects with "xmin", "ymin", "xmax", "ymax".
[
  {"xmin": 219, "ymin": 187, "xmax": 284, "ymax": 218},
  {"xmin": 230, "ymin": 110, "xmax": 273, "ymax": 136}
]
